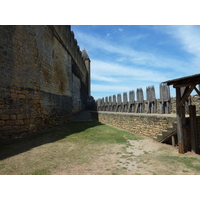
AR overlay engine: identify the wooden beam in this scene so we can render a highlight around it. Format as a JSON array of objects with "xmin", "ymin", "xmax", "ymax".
[
  {"xmin": 178, "ymin": 84, "xmax": 196, "ymax": 107},
  {"xmin": 176, "ymin": 87, "xmax": 187, "ymax": 154},
  {"xmin": 194, "ymin": 86, "xmax": 200, "ymax": 96},
  {"xmin": 172, "ymin": 79, "xmax": 200, "ymax": 88},
  {"xmin": 189, "ymin": 105, "xmax": 199, "ymax": 154}
]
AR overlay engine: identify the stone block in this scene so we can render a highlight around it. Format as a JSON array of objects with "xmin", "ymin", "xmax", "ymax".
[
  {"xmin": 20, "ymin": 125, "xmax": 30, "ymax": 130},
  {"xmin": 30, "ymin": 100, "xmax": 39, "ymax": 105},
  {"xmin": 18, "ymin": 94, "xmax": 25, "ymax": 99},
  {"xmin": 0, "ymin": 120, "xmax": 6, "ymax": 126},
  {"xmin": 10, "ymin": 93, "xmax": 18, "ymax": 98},
  {"xmin": 0, "ymin": 115, "xmax": 9, "ymax": 120},
  {"xmin": 2, "ymin": 126, "xmax": 12, "ymax": 131},
  {"xmin": 29, "ymin": 124, "xmax": 35, "ymax": 129},
  {"xmin": 9, "ymin": 115, "xmax": 17, "ymax": 120},
  {"xmin": 15, "ymin": 120, "xmax": 24, "ymax": 125},
  {"xmin": 5, "ymin": 120, "xmax": 15, "ymax": 126},
  {"xmin": 0, "ymin": 99, "xmax": 5, "ymax": 105},
  {"xmin": 23, "ymin": 119, "xmax": 30, "ymax": 125},
  {"xmin": 17, "ymin": 114, "xmax": 24, "ymax": 120}
]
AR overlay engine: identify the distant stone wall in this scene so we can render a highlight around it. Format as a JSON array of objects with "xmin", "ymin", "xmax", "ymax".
[
  {"xmin": 0, "ymin": 25, "xmax": 90, "ymax": 142},
  {"xmin": 92, "ymin": 111, "xmax": 200, "ymax": 150},
  {"xmin": 96, "ymin": 95, "xmax": 200, "ymax": 115},
  {"xmin": 91, "ymin": 111, "xmax": 176, "ymax": 138},
  {"xmin": 170, "ymin": 95, "xmax": 200, "ymax": 114}
]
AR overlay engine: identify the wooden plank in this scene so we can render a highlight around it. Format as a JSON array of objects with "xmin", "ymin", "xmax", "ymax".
[
  {"xmin": 166, "ymin": 74, "xmax": 200, "ymax": 87},
  {"xmin": 171, "ymin": 77, "xmax": 200, "ymax": 88},
  {"xmin": 194, "ymin": 86, "xmax": 200, "ymax": 96},
  {"xmin": 189, "ymin": 105, "xmax": 199, "ymax": 154},
  {"xmin": 176, "ymin": 87, "xmax": 187, "ymax": 154},
  {"xmin": 178, "ymin": 84, "xmax": 196, "ymax": 107},
  {"xmin": 173, "ymin": 80, "xmax": 200, "ymax": 88}
]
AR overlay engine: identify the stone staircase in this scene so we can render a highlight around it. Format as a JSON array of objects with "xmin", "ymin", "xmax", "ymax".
[{"xmin": 153, "ymin": 122, "xmax": 177, "ymax": 144}]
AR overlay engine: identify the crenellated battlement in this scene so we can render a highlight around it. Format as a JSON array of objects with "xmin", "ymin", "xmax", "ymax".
[{"xmin": 96, "ymin": 84, "xmax": 200, "ymax": 115}]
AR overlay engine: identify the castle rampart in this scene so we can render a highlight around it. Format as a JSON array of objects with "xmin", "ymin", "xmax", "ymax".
[{"xmin": 0, "ymin": 25, "xmax": 90, "ymax": 142}]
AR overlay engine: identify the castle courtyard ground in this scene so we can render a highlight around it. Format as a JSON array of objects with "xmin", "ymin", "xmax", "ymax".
[{"xmin": 0, "ymin": 121, "xmax": 200, "ymax": 175}]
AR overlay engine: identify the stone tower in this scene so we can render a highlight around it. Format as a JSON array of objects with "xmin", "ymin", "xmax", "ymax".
[{"xmin": 82, "ymin": 49, "xmax": 91, "ymax": 96}]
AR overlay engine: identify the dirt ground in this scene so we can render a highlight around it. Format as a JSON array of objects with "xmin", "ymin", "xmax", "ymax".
[
  {"xmin": 114, "ymin": 136, "xmax": 200, "ymax": 175},
  {"xmin": 53, "ymin": 136, "xmax": 200, "ymax": 175},
  {"xmin": 1, "ymin": 127, "xmax": 200, "ymax": 175}
]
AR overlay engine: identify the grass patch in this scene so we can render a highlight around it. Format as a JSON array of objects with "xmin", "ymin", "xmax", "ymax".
[
  {"xmin": 158, "ymin": 155, "xmax": 200, "ymax": 172},
  {"xmin": 66, "ymin": 122, "xmax": 142, "ymax": 145},
  {"xmin": 0, "ymin": 121, "xmax": 142, "ymax": 175},
  {"xmin": 144, "ymin": 151, "xmax": 149, "ymax": 154},
  {"xmin": 31, "ymin": 168, "xmax": 50, "ymax": 175},
  {"xmin": 112, "ymin": 172, "xmax": 119, "ymax": 175}
]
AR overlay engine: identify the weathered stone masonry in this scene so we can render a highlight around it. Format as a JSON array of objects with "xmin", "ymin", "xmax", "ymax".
[
  {"xmin": 92, "ymin": 111, "xmax": 176, "ymax": 137},
  {"xmin": 91, "ymin": 111, "xmax": 200, "ymax": 150},
  {"xmin": 0, "ymin": 25, "xmax": 91, "ymax": 142}
]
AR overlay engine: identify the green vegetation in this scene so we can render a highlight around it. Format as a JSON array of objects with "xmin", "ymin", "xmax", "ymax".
[
  {"xmin": 64, "ymin": 122, "xmax": 142, "ymax": 145},
  {"xmin": 31, "ymin": 168, "xmax": 50, "ymax": 175},
  {"xmin": 1, "ymin": 121, "xmax": 200, "ymax": 175},
  {"xmin": 0, "ymin": 121, "xmax": 142, "ymax": 175},
  {"xmin": 159, "ymin": 155, "xmax": 200, "ymax": 172}
]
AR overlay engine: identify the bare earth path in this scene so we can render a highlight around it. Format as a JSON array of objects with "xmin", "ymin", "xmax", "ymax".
[
  {"xmin": 52, "ymin": 135, "xmax": 200, "ymax": 175},
  {"xmin": 70, "ymin": 136, "xmax": 200, "ymax": 175},
  {"xmin": 114, "ymin": 136, "xmax": 200, "ymax": 175}
]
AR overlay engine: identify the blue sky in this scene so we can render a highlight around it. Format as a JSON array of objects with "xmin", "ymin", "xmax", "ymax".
[{"xmin": 71, "ymin": 25, "xmax": 200, "ymax": 100}]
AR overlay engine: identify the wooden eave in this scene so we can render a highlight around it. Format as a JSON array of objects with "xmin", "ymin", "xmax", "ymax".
[{"xmin": 164, "ymin": 73, "xmax": 200, "ymax": 88}]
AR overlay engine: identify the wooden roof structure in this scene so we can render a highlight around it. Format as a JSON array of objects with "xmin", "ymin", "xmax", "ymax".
[
  {"xmin": 163, "ymin": 73, "xmax": 200, "ymax": 154},
  {"xmin": 164, "ymin": 73, "xmax": 200, "ymax": 88}
]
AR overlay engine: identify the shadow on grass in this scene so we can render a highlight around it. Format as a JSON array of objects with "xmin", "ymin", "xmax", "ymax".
[{"xmin": 0, "ymin": 121, "xmax": 104, "ymax": 160}]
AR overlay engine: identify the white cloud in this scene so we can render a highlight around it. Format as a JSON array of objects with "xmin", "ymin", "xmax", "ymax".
[
  {"xmin": 173, "ymin": 26, "xmax": 200, "ymax": 57},
  {"xmin": 90, "ymin": 58, "xmax": 180, "ymax": 99},
  {"xmin": 75, "ymin": 30, "xmax": 191, "ymax": 75},
  {"xmin": 91, "ymin": 84, "xmax": 130, "ymax": 93},
  {"xmin": 92, "ymin": 74, "xmax": 119, "ymax": 82},
  {"xmin": 73, "ymin": 26, "xmax": 200, "ymax": 99},
  {"xmin": 118, "ymin": 28, "xmax": 123, "ymax": 32},
  {"xmin": 91, "ymin": 59, "xmax": 174, "ymax": 83}
]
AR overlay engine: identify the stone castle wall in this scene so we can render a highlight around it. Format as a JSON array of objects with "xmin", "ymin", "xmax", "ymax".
[
  {"xmin": 92, "ymin": 111, "xmax": 176, "ymax": 138},
  {"xmin": 91, "ymin": 111, "xmax": 200, "ymax": 150},
  {"xmin": 97, "ymin": 95, "xmax": 200, "ymax": 114},
  {"xmin": 0, "ymin": 25, "xmax": 90, "ymax": 142}
]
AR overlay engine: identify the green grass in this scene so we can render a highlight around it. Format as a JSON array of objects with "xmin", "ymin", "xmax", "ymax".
[
  {"xmin": 158, "ymin": 155, "xmax": 200, "ymax": 172},
  {"xmin": 31, "ymin": 168, "xmax": 50, "ymax": 175},
  {"xmin": 0, "ymin": 121, "xmax": 142, "ymax": 175},
  {"xmin": 64, "ymin": 122, "xmax": 142, "ymax": 145}
]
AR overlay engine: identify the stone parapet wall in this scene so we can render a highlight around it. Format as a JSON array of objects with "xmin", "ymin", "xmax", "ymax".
[
  {"xmin": 91, "ymin": 111, "xmax": 177, "ymax": 138},
  {"xmin": 96, "ymin": 95, "xmax": 200, "ymax": 115}
]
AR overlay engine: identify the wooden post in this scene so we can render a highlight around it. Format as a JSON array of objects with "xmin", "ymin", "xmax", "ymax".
[
  {"xmin": 172, "ymin": 135, "xmax": 176, "ymax": 147},
  {"xmin": 189, "ymin": 105, "xmax": 199, "ymax": 154},
  {"xmin": 176, "ymin": 87, "xmax": 187, "ymax": 154}
]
